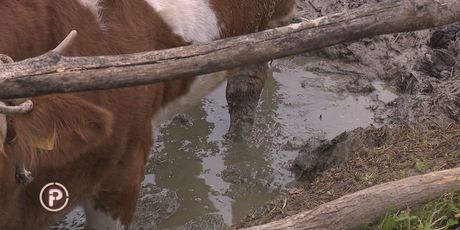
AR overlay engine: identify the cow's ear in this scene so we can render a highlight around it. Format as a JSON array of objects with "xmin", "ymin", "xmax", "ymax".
[{"xmin": 10, "ymin": 95, "xmax": 113, "ymax": 166}]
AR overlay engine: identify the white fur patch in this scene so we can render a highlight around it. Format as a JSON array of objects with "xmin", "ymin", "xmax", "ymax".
[
  {"xmin": 76, "ymin": 0, "xmax": 105, "ymax": 30},
  {"xmin": 144, "ymin": 0, "xmax": 220, "ymax": 43},
  {"xmin": 83, "ymin": 200, "xmax": 125, "ymax": 230},
  {"xmin": 152, "ymin": 71, "xmax": 229, "ymax": 125}
]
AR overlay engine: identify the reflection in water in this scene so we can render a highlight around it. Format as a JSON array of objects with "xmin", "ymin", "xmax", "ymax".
[
  {"xmin": 222, "ymin": 73, "xmax": 284, "ymax": 223},
  {"xmin": 152, "ymin": 70, "xmax": 293, "ymax": 228},
  {"xmin": 60, "ymin": 58, "xmax": 396, "ymax": 229},
  {"xmin": 152, "ymin": 105, "xmax": 220, "ymax": 227},
  {"xmin": 149, "ymin": 57, "xmax": 395, "ymax": 228}
]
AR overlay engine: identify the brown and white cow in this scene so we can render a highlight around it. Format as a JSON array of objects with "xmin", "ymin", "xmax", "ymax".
[{"xmin": 0, "ymin": 0, "xmax": 296, "ymax": 229}]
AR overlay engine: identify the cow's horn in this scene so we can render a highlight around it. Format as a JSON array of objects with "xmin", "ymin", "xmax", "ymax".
[
  {"xmin": 52, "ymin": 30, "xmax": 78, "ymax": 55},
  {"xmin": 0, "ymin": 100, "xmax": 33, "ymax": 114},
  {"xmin": 0, "ymin": 55, "xmax": 34, "ymax": 114}
]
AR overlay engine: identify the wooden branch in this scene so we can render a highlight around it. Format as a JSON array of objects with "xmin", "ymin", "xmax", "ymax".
[
  {"xmin": 242, "ymin": 167, "xmax": 460, "ymax": 230},
  {"xmin": 1, "ymin": 0, "xmax": 460, "ymax": 99}
]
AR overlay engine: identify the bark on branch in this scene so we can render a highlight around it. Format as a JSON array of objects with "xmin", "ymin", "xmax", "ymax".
[
  {"xmin": 242, "ymin": 167, "xmax": 460, "ymax": 230},
  {"xmin": 0, "ymin": 0, "xmax": 460, "ymax": 99}
]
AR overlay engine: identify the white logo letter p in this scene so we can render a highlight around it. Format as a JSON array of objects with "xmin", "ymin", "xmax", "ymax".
[{"xmin": 48, "ymin": 189, "xmax": 63, "ymax": 207}]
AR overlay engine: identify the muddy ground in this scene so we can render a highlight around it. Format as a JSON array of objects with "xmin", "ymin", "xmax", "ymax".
[
  {"xmin": 55, "ymin": 1, "xmax": 460, "ymax": 229},
  {"xmin": 236, "ymin": 0, "xmax": 460, "ymax": 228}
]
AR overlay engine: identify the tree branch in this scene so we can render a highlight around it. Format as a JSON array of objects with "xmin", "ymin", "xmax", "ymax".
[
  {"xmin": 0, "ymin": 0, "xmax": 459, "ymax": 99},
  {"xmin": 242, "ymin": 167, "xmax": 460, "ymax": 230}
]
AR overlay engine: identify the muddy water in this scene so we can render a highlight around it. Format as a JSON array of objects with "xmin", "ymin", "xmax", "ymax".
[
  {"xmin": 57, "ymin": 57, "xmax": 397, "ymax": 229},
  {"xmin": 138, "ymin": 57, "xmax": 396, "ymax": 229}
]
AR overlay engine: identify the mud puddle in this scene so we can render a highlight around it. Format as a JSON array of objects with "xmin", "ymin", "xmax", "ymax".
[
  {"xmin": 56, "ymin": 57, "xmax": 397, "ymax": 229},
  {"xmin": 130, "ymin": 57, "xmax": 397, "ymax": 229}
]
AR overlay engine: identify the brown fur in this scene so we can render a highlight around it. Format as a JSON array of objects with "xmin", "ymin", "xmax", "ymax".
[
  {"xmin": 270, "ymin": 0, "xmax": 298, "ymax": 28},
  {"xmin": 0, "ymin": 0, "xmax": 296, "ymax": 229}
]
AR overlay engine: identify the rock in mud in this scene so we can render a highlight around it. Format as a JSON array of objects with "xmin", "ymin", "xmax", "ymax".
[
  {"xmin": 292, "ymin": 125, "xmax": 392, "ymax": 181},
  {"xmin": 428, "ymin": 22, "xmax": 460, "ymax": 49}
]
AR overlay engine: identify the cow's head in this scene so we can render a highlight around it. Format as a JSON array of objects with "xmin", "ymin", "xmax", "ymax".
[
  {"xmin": 269, "ymin": 0, "xmax": 298, "ymax": 28},
  {"xmin": 0, "ymin": 95, "xmax": 113, "ymax": 182}
]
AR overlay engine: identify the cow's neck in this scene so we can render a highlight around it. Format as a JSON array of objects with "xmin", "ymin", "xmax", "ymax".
[{"xmin": 0, "ymin": 1, "xmax": 53, "ymax": 60}]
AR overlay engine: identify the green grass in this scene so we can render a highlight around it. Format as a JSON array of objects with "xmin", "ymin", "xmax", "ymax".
[
  {"xmin": 415, "ymin": 161, "xmax": 430, "ymax": 173},
  {"xmin": 363, "ymin": 191, "xmax": 460, "ymax": 230}
]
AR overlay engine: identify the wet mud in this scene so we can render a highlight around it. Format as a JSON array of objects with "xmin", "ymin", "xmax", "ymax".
[
  {"xmin": 59, "ymin": 53, "xmax": 388, "ymax": 229},
  {"xmin": 236, "ymin": 0, "xmax": 460, "ymax": 228},
  {"xmin": 129, "ymin": 54, "xmax": 395, "ymax": 229},
  {"xmin": 57, "ymin": 0, "xmax": 460, "ymax": 229}
]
